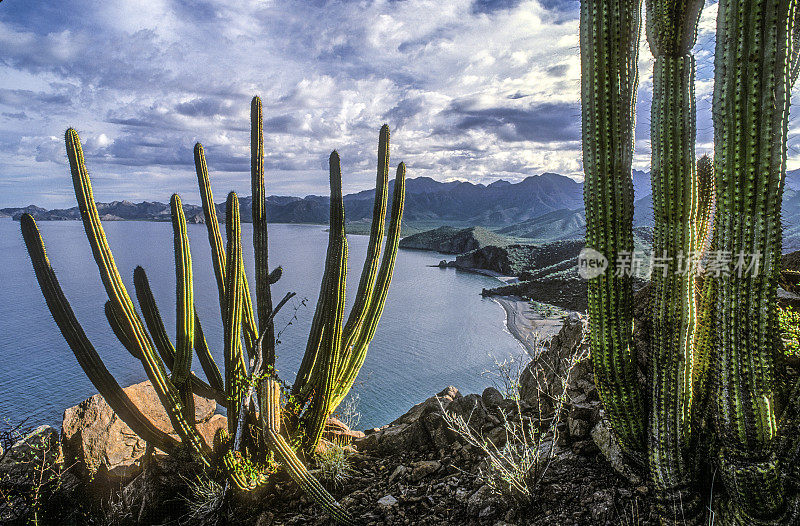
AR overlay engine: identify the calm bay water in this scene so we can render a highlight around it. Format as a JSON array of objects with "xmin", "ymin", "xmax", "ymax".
[{"xmin": 0, "ymin": 218, "xmax": 522, "ymax": 430}]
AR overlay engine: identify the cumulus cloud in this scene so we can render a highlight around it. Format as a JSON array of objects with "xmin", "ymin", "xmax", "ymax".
[{"xmin": 0, "ymin": 0, "xmax": 792, "ymax": 208}]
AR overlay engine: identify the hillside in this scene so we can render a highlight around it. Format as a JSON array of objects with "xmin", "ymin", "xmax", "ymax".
[{"xmin": 398, "ymin": 226, "xmax": 512, "ymax": 253}]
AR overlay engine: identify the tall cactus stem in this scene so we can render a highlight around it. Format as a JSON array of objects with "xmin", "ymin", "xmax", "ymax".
[
  {"xmin": 65, "ymin": 129, "xmax": 211, "ymax": 464},
  {"xmin": 299, "ymin": 151, "xmax": 348, "ymax": 453},
  {"xmin": 194, "ymin": 143, "xmax": 258, "ymax": 356},
  {"xmin": 580, "ymin": 0, "xmax": 647, "ymax": 458},
  {"xmin": 332, "ymin": 162, "xmax": 405, "ymax": 408},
  {"xmin": 645, "ymin": 1, "xmax": 705, "ymax": 521},
  {"xmin": 712, "ymin": 0, "xmax": 797, "ymax": 521},
  {"xmin": 251, "ymin": 96, "xmax": 277, "ymax": 365},
  {"xmin": 224, "ymin": 192, "xmax": 247, "ymax": 435}
]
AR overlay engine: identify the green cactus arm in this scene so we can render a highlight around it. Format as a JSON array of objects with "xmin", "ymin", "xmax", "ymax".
[
  {"xmin": 65, "ymin": 129, "xmax": 212, "ymax": 463},
  {"xmin": 269, "ymin": 266, "xmax": 282, "ymax": 284},
  {"xmin": 194, "ymin": 143, "xmax": 227, "ymax": 315},
  {"xmin": 170, "ymin": 194, "xmax": 194, "ymax": 388},
  {"xmin": 644, "ymin": 1, "xmax": 705, "ymax": 519},
  {"xmin": 695, "ymin": 155, "xmax": 715, "ymax": 262},
  {"xmin": 132, "ymin": 266, "xmax": 225, "ymax": 405},
  {"xmin": 194, "ymin": 143, "xmax": 258, "ymax": 356},
  {"xmin": 104, "ymin": 300, "xmax": 140, "ymax": 360},
  {"xmin": 193, "ymin": 307, "xmax": 224, "ymax": 393},
  {"xmin": 224, "ymin": 192, "xmax": 248, "ymax": 435},
  {"xmin": 133, "ymin": 265, "xmax": 178, "ymax": 369},
  {"xmin": 259, "ymin": 379, "xmax": 356, "ymax": 526},
  {"xmin": 332, "ymin": 162, "xmax": 405, "ymax": 408},
  {"xmin": 712, "ymin": 1, "xmax": 797, "ymax": 521},
  {"xmin": 689, "ymin": 155, "xmax": 715, "ymax": 435},
  {"xmin": 580, "ymin": 1, "xmax": 646, "ymax": 458},
  {"xmin": 298, "ymin": 151, "xmax": 349, "ymax": 452},
  {"xmin": 340, "ymin": 124, "xmax": 390, "ymax": 353},
  {"xmin": 19, "ymin": 214, "xmax": 180, "ymax": 455},
  {"xmin": 250, "ymin": 96, "xmax": 277, "ymax": 365}
]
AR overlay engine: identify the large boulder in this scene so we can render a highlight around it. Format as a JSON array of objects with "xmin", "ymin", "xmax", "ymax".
[{"xmin": 61, "ymin": 380, "xmax": 219, "ymax": 485}]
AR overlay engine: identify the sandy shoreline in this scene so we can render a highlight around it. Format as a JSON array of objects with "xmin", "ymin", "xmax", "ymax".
[{"xmin": 491, "ymin": 295, "xmax": 565, "ymax": 357}]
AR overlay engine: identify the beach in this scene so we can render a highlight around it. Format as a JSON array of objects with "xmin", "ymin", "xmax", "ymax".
[{"xmin": 491, "ymin": 294, "xmax": 565, "ymax": 358}]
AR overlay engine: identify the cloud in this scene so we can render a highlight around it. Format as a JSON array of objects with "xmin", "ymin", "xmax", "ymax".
[{"xmin": 0, "ymin": 0, "xmax": 781, "ymax": 209}]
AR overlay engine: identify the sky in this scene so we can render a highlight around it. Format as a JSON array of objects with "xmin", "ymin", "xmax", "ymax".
[{"xmin": 0, "ymin": 0, "xmax": 795, "ymax": 208}]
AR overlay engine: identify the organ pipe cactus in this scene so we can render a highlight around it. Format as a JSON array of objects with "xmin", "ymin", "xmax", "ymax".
[
  {"xmin": 579, "ymin": 0, "xmax": 646, "ymax": 459},
  {"xmin": 582, "ymin": 0, "xmax": 800, "ymax": 523},
  {"xmin": 712, "ymin": 1, "xmax": 798, "ymax": 522},
  {"xmin": 21, "ymin": 98, "xmax": 405, "ymax": 525},
  {"xmin": 644, "ymin": 0, "xmax": 705, "ymax": 521}
]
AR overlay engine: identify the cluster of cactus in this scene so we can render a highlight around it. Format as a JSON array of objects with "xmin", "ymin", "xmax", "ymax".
[
  {"xmin": 582, "ymin": 0, "xmax": 800, "ymax": 524},
  {"xmin": 20, "ymin": 96, "xmax": 406, "ymax": 524}
]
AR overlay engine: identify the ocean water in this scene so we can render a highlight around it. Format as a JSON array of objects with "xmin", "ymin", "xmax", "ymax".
[{"xmin": 0, "ymin": 218, "xmax": 522, "ymax": 430}]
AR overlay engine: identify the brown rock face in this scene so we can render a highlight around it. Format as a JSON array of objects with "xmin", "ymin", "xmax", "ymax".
[{"xmin": 61, "ymin": 380, "xmax": 218, "ymax": 485}]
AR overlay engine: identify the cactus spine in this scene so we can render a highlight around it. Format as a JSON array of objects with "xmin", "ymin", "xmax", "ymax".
[
  {"xmin": 644, "ymin": 1, "xmax": 705, "ymax": 521},
  {"xmin": 580, "ymin": 0, "xmax": 646, "ymax": 458},
  {"xmin": 712, "ymin": 1, "xmax": 798, "ymax": 522}
]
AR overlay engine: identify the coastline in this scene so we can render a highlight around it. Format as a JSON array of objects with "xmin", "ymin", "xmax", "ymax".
[
  {"xmin": 490, "ymin": 294, "xmax": 565, "ymax": 358},
  {"xmin": 437, "ymin": 262, "xmax": 567, "ymax": 357}
]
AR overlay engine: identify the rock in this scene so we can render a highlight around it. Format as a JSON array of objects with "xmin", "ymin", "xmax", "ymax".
[
  {"xmin": 410, "ymin": 460, "xmax": 441, "ymax": 481},
  {"xmin": 388, "ymin": 465, "xmax": 408, "ymax": 483},
  {"xmin": 323, "ymin": 417, "xmax": 365, "ymax": 444},
  {"xmin": 481, "ymin": 386, "xmax": 504, "ymax": 408},
  {"xmin": 590, "ymin": 421, "xmax": 641, "ymax": 485},
  {"xmin": 391, "ymin": 386, "xmax": 461, "ymax": 426},
  {"xmin": 484, "ymin": 425, "xmax": 508, "ymax": 449},
  {"xmin": 377, "ymin": 495, "xmax": 398, "ymax": 507},
  {"xmin": 567, "ymin": 415, "xmax": 589, "ymax": 439},
  {"xmin": 61, "ymin": 380, "xmax": 218, "ymax": 485},
  {"xmin": 447, "ymin": 394, "xmax": 488, "ymax": 428},
  {"xmin": 196, "ymin": 414, "xmax": 227, "ymax": 448},
  {"xmin": 420, "ymin": 411, "xmax": 456, "ymax": 452},
  {"xmin": 467, "ymin": 484, "xmax": 496, "ymax": 516}
]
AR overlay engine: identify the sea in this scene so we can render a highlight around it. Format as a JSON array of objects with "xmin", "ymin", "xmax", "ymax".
[{"xmin": 0, "ymin": 218, "xmax": 523, "ymax": 430}]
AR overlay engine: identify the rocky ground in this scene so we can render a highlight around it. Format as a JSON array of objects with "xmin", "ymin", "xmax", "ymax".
[{"xmin": 0, "ymin": 314, "xmax": 658, "ymax": 525}]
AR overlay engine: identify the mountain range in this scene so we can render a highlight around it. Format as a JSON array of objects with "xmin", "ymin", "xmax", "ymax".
[{"xmin": 6, "ymin": 168, "xmax": 800, "ymax": 249}]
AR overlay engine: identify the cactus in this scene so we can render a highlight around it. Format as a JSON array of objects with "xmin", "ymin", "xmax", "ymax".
[
  {"xmin": 251, "ymin": 97, "xmax": 276, "ymax": 365},
  {"xmin": 290, "ymin": 127, "xmax": 406, "ymax": 453},
  {"xmin": 579, "ymin": 0, "xmax": 646, "ymax": 459},
  {"xmin": 223, "ymin": 192, "xmax": 248, "ymax": 435},
  {"xmin": 582, "ymin": 1, "xmax": 800, "ymax": 523},
  {"xmin": 711, "ymin": 1, "xmax": 798, "ymax": 522},
  {"xmin": 22, "ymin": 99, "xmax": 403, "ymax": 524},
  {"xmin": 644, "ymin": 1, "xmax": 705, "ymax": 521}
]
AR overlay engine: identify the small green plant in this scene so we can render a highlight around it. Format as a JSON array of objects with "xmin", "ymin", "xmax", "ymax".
[
  {"xmin": 316, "ymin": 441, "xmax": 353, "ymax": 488},
  {"xmin": 779, "ymin": 306, "xmax": 800, "ymax": 357},
  {"xmin": 0, "ymin": 424, "xmax": 66, "ymax": 525},
  {"xmin": 444, "ymin": 335, "xmax": 587, "ymax": 505},
  {"xmin": 180, "ymin": 474, "xmax": 226, "ymax": 522}
]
